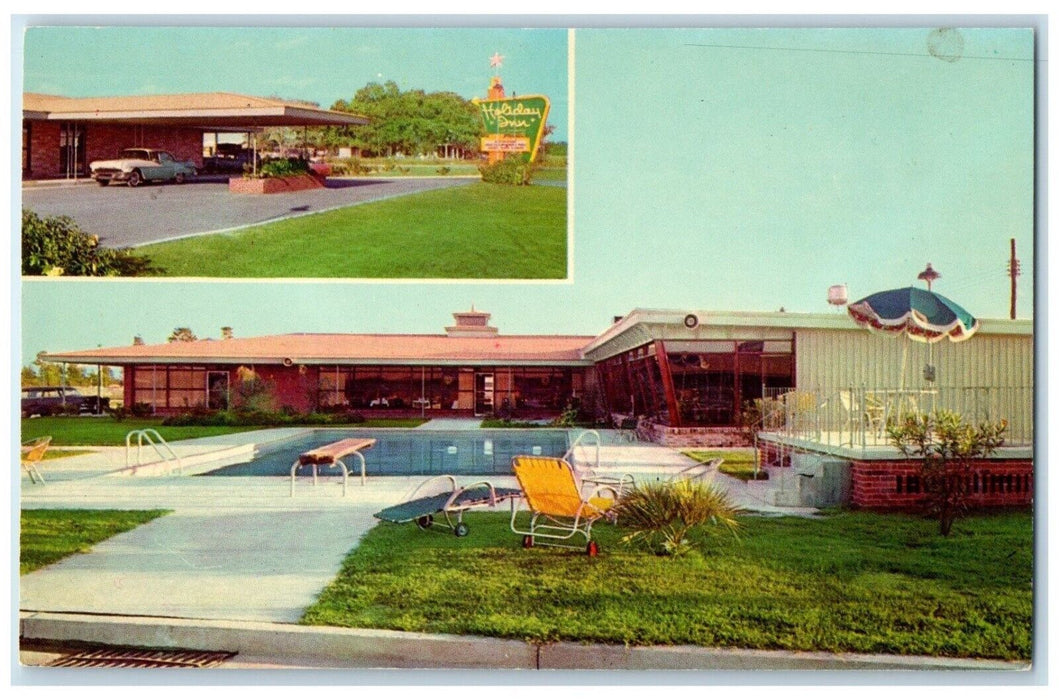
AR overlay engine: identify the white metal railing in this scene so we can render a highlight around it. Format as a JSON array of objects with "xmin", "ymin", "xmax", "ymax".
[
  {"xmin": 564, "ymin": 429, "xmax": 601, "ymax": 470},
  {"xmin": 125, "ymin": 429, "xmax": 183, "ymax": 475},
  {"xmin": 756, "ymin": 385, "xmax": 1033, "ymax": 453}
]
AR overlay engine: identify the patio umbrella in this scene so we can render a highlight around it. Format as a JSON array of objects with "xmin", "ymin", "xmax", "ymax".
[{"xmin": 847, "ymin": 286, "xmax": 980, "ymax": 344}]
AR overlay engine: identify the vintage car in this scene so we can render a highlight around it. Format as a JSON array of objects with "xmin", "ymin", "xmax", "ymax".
[
  {"xmin": 21, "ymin": 386, "xmax": 110, "ymax": 417},
  {"xmin": 90, "ymin": 148, "xmax": 197, "ymax": 187}
]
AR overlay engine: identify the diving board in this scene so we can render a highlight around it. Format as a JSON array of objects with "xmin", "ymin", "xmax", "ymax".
[{"xmin": 290, "ymin": 437, "xmax": 376, "ymax": 496}]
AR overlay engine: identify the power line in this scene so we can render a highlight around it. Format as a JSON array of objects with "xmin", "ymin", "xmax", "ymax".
[{"xmin": 682, "ymin": 42, "xmax": 1034, "ymax": 63}]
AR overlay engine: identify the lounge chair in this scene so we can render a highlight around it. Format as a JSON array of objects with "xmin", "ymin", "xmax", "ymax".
[
  {"xmin": 510, "ymin": 456, "xmax": 620, "ymax": 556},
  {"xmin": 374, "ymin": 475, "xmax": 523, "ymax": 537},
  {"xmin": 21, "ymin": 436, "xmax": 51, "ymax": 484}
]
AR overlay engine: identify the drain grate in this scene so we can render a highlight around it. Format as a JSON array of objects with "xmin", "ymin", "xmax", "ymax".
[{"xmin": 46, "ymin": 646, "xmax": 236, "ymax": 669}]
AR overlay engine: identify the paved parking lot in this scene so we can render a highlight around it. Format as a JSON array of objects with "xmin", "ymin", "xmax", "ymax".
[{"xmin": 22, "ymin": 176, "xmax": 477, "ymax": 248}]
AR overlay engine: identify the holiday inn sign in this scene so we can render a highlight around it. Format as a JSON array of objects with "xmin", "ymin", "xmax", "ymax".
[{"xmin": 475, "ymin": 95, "xmax": 550, "ymax": 161}]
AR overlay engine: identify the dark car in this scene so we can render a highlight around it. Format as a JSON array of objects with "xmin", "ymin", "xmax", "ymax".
[{"xmin": 21, "ymin": 386, "xmax": 110, "ymax": 417}]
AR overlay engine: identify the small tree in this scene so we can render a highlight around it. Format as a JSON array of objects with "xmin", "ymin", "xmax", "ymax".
[
  {"xmin": 167, "ymin": 327, "xmax": 198, "ymax": 343},
  {"xmin": 232, "ymin": 366, "xmax": 277, "ymax": 414},
  {"xmin": 887, "ymin": 410, "xmax": 1007, "ymax": 536}
]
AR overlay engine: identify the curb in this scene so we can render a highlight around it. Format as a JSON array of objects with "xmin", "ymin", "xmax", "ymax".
[{"xmin": 19, "ymin": 612, "xmax": 1028, "ymax": 672}]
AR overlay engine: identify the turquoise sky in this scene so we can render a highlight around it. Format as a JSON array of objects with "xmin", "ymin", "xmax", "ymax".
[
  {"xmin": 17, "ymin": 26, "xmax": 1036, "ymax": 361},
  {"xmin": 22, "ymin": 26, "xmax": 569, "ymax": 140}
]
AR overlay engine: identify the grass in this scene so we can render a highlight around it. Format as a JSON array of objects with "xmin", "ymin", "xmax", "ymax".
[
  {"xmin": 136, "ymin": 183, "xmax": 567, "ymax": 278},
  {"xmin": 21, "ymin": 416, "xmax": 428, "ymax": 446},
  {"xmin": 21, "ymin": 417, "xmax": 258, "ymax": 446},
  {"xmin": 684, "ymin": 449, "xmax": 768, "ymax": 481},
  {"xmin": 302, "ymin": 510, "xmax": 1033, "ymax": 660},
  {"xmin": 20, "ymin": 509, "xmax": 170, "ymax": 574}
]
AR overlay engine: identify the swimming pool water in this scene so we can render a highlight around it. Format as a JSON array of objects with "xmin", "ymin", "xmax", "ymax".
[{"xmin": 200, "ymin": 429, "xmax": 572, "ymax": 477}]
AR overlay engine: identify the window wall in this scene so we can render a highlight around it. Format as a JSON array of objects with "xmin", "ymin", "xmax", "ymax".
[
  {"xmin": 597, "ymin": 339, "xmax": 795, "ymax": 427},
  {"xmin": 314, "ymin": 365, "xmax": 582, "ymax": 414},
  {"xmin": 130, "ymin": 365, "xmax": 210, "ymax": 410}
]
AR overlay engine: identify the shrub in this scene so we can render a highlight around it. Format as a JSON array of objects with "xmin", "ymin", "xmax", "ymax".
[
  {"xmin": 613, "ymin": 480, "xmax": 741, "ymax": 556},
  {"xmin": 888, "ymin": 410, "xmax": 1007, "ymax": 536},
  {"xmin": 258, "ymin": 157, "xmax": 310, "ymax": 179},
  {"xmin": 129, "ymin": 403, "xmax": 154, "ymax": 418},
  {"xmin": 436, "ymin": 166, "xmax": 451, "ymax": 175},
  {"xmin": 22, "ymin": 209, "xmax": 155, "ymax": 276},
  {"xmin": 478, "ymin": 154, "xmax": 536, "ymax": 185}
]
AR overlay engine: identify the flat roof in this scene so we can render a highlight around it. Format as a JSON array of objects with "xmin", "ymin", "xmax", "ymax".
[
  {"xmin": 22, "ymin": 92, "xmax": 370, "ymax": 129},
  {"xmin": 43, "ymin": 333, "xmax": 596, "ymax": 367}
]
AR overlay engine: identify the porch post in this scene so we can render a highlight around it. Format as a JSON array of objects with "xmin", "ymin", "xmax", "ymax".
[{"xmin": 654, "ymin": 340, "xmax": 683, "ymax": 427}]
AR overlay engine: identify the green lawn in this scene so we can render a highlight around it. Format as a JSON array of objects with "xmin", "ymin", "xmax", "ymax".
[
  {"xmin": 136, "ymin": 183, "xmax": 567, "ymax": 278},
  {"xmin": 302, "ymin": 510, "xmax": 1033, "ymax": 660},
  {"xmin": 21, "ymin": 417, "xmax": 259, "ymax": 446},
  {"xmin": 685, "ymin": 449, "xmax": 767, "ymax": 480},
  {"xmin": 20, "ymin": 509, "xmax": 170, "ymax": 574},
  {"xmin": 21, "ymin": 416, "xmax": 427, "ymax": 446}
]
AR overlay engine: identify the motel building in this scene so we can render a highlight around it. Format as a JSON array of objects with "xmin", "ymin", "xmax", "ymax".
[
  {"xmin": 22, "ymin": 92, "xmax": 369, "ymax": 181},
  {"xmin": 43, "ymin": 307, "xmax": 1033, "ymax": 511}
]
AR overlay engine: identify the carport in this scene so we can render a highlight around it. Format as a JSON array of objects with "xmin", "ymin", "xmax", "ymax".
[{"xmin": 22, "ymin": 92, "xmax": 370, "ymax": 180}]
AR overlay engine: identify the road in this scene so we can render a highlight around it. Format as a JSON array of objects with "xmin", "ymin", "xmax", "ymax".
[{"xmin": 21, "ymin": 176, "xmax": 478, "ymax": 248}]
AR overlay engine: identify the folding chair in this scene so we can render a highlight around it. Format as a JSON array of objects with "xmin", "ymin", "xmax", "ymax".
[
  {"xmin": 510, "ymin": 456, "xmax": 619, "ymax": 556},
  {"xmin": 21, "ymin": 436, "xmax": 51, "ymax": 485}
]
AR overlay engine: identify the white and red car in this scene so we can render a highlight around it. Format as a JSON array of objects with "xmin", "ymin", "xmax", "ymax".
[{"xmin": 90, "ymin": 148, "xmax": 197, "ymax": 187}]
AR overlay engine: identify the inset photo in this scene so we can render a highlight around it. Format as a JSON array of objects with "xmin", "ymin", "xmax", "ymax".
[{"xmin": 20, "ymin": 27, "xmax": 569, "ymax": 280}]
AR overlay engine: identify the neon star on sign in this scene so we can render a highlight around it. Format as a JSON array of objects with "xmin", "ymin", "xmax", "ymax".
[{"xmin": 490, "ymin": 52, "xmax": 504, "ymax": 69}]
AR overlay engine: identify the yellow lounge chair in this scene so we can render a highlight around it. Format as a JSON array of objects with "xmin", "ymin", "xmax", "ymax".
[
  {"xmin": 510, "ymin": 456, "xmax": 619, "ymax": 556},
  {"xmin": 21, "ymin": 436, "xmax": 51, "ymax": 485}
]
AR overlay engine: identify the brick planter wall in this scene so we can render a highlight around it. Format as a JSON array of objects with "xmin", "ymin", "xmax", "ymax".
[
  {"xmin": 229, "ymin": 174, "xmax": 325, "ymax": 194},
  {"xmin": 851, "ymin": 458, "xmax": 1033, "ymax": 509},
  {"xmin": 641, "ymin": 422, "xmax": 748, "ymax": 448}
]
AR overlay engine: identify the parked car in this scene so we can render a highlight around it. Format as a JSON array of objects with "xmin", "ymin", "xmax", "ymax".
[
  {"xmin": 90, "ymin": 148, "xmax": 197, "ymax": 187},
  {"xmin": 21, "ymin": 386, "xmax": 110, "ymax": 417},
  {"xmin": 202, "ymin": 143, "xmax": 255, "ymax": 174}
]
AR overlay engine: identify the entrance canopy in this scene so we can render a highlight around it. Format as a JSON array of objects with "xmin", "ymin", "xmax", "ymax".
[{"xmin": 23, "ymin": 92, "xmax": 370, "ymax": 130}]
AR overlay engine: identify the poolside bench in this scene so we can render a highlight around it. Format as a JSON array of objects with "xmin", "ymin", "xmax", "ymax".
[{"xmin": 290, "ymin": 437, "xmax": 376, "ymax": 496}]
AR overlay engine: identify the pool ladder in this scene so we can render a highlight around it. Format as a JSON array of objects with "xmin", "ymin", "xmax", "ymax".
[
  {"xmin": 564, "ymin": 429, "xmax": 601, "ymax": 470},
  {"xmin": 563, "ymin": 430, "xmax": 635, "ymax": 494},
  {"xmin": 125, "ymin": 429, "xmax": 183, "ymax": 475}
]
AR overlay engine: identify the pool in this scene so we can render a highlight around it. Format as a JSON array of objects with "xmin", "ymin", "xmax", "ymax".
[{"xmin": 200, "ymin": 429, "xmax": 573, "ymax": 477}]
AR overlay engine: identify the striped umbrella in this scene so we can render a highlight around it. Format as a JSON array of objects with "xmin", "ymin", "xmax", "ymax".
[{"xmin": 847, "ymin": 286, "xmax": 980, "ymax": 343}]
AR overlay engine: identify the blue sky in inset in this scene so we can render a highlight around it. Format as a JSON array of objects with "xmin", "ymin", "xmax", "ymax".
[
  {"xmin": 18, "ymin": 26, "xmax": 1036, "ymax": 360},
  {"xmin": 22, "ymin": 26, "xmax": 569, "ymax": 140}
]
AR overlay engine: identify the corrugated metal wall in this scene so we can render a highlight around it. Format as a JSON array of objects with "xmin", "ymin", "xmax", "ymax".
[
  {"xmin": 795, "ymin": 329, "xmax": 1033, "ymax": 389},
  {"xmin": 795, "ymin": 328, "xmax": 1034, "ymax": 441}
]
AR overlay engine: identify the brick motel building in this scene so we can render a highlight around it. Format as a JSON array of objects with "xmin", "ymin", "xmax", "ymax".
[
  {"xmin": 21, "ymin": 92, "xmax": 369, "ymax": 180},
  {"xmin": 43, "ymin": 307, "xmax": 1034, "ymax": 510}
]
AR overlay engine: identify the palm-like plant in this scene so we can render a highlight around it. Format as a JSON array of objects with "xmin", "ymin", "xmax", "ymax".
[{"xmin": 613, "ymin": 480, "xmax": 741, "ymax": 556}]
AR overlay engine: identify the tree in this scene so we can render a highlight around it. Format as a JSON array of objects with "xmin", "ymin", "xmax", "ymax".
[
  {"xmin": 168, "ymin": 328, "xmax": 198, "ymax": 343},
  {"xmin": 888, "ymin": 410, "xmax": 1007, "ymax": 536},
  {"xmin": 330, "ymin": 81, "xmax": 481, "ymax": 158}
]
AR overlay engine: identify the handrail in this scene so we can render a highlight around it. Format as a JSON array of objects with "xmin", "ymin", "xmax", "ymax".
[
  {"xmin": 563, "ymin": 429, "xmax": 601, "ymax": 471},
  {"xmin": 125, "ymin": 429, "xmax": 183, "ymax": 475}
]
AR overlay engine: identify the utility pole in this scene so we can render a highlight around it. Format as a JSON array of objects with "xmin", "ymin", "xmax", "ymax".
[{"xmin": 1007, "ymin": 238, "xmax": 1021, "ymax": 320}]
